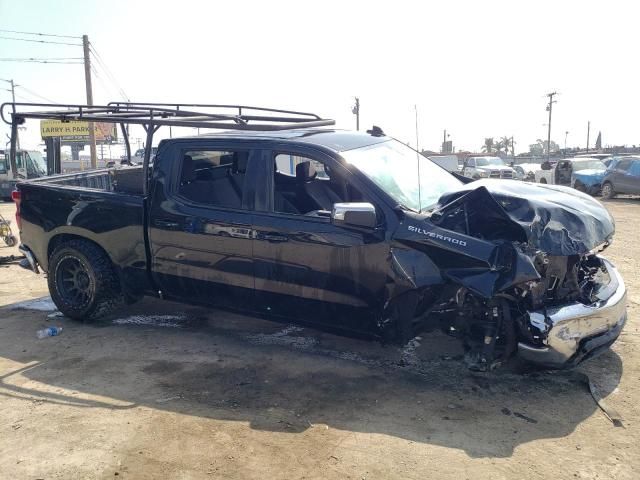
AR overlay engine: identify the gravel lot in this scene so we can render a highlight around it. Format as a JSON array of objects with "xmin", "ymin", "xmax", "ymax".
[{"xmin": 0, "ymin": 197, "xmax": 638, "ymax": 479}]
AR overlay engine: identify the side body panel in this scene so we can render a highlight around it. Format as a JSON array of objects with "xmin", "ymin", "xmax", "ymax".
[
  {"xmin": 146, "ymin": 140, "xmax": 256, "ymax": 308},
  {"xmin": 18, "ymin": 183, "xmax": 149, "ymax": 295}
]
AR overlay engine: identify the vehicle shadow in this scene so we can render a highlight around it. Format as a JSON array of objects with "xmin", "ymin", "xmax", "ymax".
[
  {"xmin": 0, "ymin": 297, "xmax": 624, "ymax": 459},
  {"xmin": 600, "ymin": 196, "xmax": 640, "ymax": 205}
]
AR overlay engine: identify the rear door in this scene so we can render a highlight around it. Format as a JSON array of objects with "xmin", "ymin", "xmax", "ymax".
[
  {"xmin": 250, "ymin": 145, "xmax": 390, "ymax": 334},
  {"xmin": 609, "ymin": 159, "xmax": 632, "ymax": 192},
  {"xmin": 625, "ymin": 160, "xmax": 640, "ymax": 194},
  {"xmin": 147, "ymin": 141, "xmax": 258, "ymax": 308}
]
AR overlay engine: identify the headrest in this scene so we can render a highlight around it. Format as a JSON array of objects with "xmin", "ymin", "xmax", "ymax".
[
  {"xmin": 296, "ymin": 161, "xmax": 317, "ymax": 182},
  {"xmin": 233, "ymin": 151, "xmax": 249, "ymax": 174},
  {"xmin": 181, "ymin": 155, "xmax": 196, "ymax": 182}
]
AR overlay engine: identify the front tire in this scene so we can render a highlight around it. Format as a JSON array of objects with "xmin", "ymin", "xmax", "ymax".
[
  {"xmin": 601, "ymin": 182, "xmax": 615, "ymax": 199},
  {"xmin": 48, "ymin": 239, "xmax": 123, "ymax": 320},
  {"xmin": 574, "ymin": 180, "xmax": 587, "ymax": 192}
]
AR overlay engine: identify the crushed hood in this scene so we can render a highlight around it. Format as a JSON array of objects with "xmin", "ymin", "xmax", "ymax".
[
  {"xmin": 393, "ymin": 180, "xmax": 614, "ymax": 298},
  {"xmin": 432, "ymin": 180, "xmax": 614, "ymax": 256}
]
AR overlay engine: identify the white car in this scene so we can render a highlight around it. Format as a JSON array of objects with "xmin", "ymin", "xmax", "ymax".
[
  {"xmin": 534, "ymin": 158, "xmax": 605, "ymax": 186},
  {"xmin": 461, "ymin": 156, "xmax": 516, "ymax": 180}
]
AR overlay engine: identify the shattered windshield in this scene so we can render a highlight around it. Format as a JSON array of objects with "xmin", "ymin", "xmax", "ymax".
[{"xmin": 341, "ymin": 139, "xmax": 462, "ymax": 212}]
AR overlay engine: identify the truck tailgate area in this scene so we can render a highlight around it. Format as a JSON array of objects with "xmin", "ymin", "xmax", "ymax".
[{"xmin": 17, "ymin": 168, "xmax": 149, "ymax": 295}]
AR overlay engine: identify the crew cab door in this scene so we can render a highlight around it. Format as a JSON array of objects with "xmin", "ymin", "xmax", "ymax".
[
  {"xmin": 626, "ymin": 160, "xmax": 640, "ymax": 194},
  {"xmin": 147, "ymin": 141, "xmax": 258, "ymax": 308},
  {"xmin": 250, "ymin": 146, "xmax": 389, "ymax": 333}
]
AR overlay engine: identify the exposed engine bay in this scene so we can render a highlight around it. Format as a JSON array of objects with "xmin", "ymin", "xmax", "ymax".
[{"xmin": 392, "ymin": 180, "xmax": 620, "ymax": 371}]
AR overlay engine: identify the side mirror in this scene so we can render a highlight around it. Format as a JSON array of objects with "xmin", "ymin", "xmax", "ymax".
[
  {"xmin": 331, "ymin": 202, "xmax": 377, "ymax": 229},
  {"xmin": 541, "ymin": 161, "xmax": 552, "ymax": 170}
]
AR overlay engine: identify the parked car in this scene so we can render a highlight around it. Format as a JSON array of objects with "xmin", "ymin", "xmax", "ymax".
[
  {"xmin": 601, "ymin": 156, "xmax": 640, "ymax": 199},
  {"xmin": 9, "ymin": 102, "xmax": 627, "ymax": 372},
  {"xmin": 513, "ymin": 162, "xmax": 539, "ymax": 182},
  {"xmin": 461, "ymin": 156, "xmax": 516, "ymax": 179},
  {"xmin": 535, "ymin": 157, "xmax": 606, "ymax": 190}
]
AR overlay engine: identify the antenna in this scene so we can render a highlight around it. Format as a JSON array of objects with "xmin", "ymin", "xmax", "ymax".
[{"xmin": 415, "ymin": 104, "xmax": 422, "ymax": 212}]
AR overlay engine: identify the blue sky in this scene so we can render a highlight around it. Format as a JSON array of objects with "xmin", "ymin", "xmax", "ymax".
[{"xmin": 1, "ymin": 0, "xmax": 639, "ymax": 153}]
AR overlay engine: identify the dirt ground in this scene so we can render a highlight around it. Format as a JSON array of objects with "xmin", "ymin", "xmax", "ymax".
[{"xmin": 0, "ymin": 197, "xmax": 638, "ymax": 480}]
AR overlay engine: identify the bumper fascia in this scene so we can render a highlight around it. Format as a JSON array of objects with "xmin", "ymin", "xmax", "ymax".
[
  {"xmin": 18, "ymin": 244, "xmax": 40, "ymax": 273},
  {"xmin": 517, "ymin": 258, "xmax": 627, "ymax": 368}
]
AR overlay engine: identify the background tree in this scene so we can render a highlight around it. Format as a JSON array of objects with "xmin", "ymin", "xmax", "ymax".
[
  {"xmin": 481, "ymin": 137, "xmax": 494, "ymax": 153},
  {"xmin": 500, "ymin": 136, "xmax": 513, "ymax": 156}
]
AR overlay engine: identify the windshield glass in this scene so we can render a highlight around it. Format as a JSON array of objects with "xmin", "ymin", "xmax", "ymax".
[
  {"xmin": 341, "ymin": 140, "xmax": 462, "ymax": 212},
  {"xmin": 476, "ymin": 157, "xmax": 505, "ymax": 166},
  {"xmin": 27, "ymin": 151, "xmax": 47, "ymax": 176},
  {"xmin": 574, "ymin": 160, "xmax": 606, "ymax": 172}
]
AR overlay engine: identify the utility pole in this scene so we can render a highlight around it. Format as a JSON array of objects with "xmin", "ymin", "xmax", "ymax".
[
  {"xmin": 586, "ymin": 121, "xmax": 591, "ymax": 152},
  {"xmin": 1, "ymin": 79, "xmax": 20, "ymax": 149},
  {"xmin": 564, "ymin": 131, "xmax": 569, "ymax": 151},
  {"xmin": 82, "ymin": 34, "xmax": 97, "ymax": 169},
  {"xmin": 545, "ymin": 91, "xmax": 557, "ymax": 162},
  {"xmin": 352, "ymin": 97, "xmax": 360, "ymax": 131}
]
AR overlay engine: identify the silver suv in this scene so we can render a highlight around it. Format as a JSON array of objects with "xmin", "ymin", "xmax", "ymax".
[{"xmin": 462, "ymin": 156, "xmax": 516, "ymax": 180}]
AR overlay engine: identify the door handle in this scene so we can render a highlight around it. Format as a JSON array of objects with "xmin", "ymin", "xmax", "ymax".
[
  {"xmin": 262, "ymin": 233, "xmax": 289, "ymax": 243},
  {"xmin": 154, "ymin": 219, "xmax": 180, "ymax": 229}
]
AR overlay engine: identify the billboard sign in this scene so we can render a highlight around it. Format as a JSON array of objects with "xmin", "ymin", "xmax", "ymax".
[{"xmin": 40, "ymin": 120, "xmax": 117, "ymax": 143}]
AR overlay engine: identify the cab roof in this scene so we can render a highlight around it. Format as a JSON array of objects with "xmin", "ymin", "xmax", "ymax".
[{"xmin": 177, "ymin": 128, "xmax": 390, "ymax": 153}]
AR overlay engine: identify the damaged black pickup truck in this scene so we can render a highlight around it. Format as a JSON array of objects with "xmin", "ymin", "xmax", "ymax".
[{"xmin": 4, "ymin": 102, "xmax": 627, "ymax": 370}]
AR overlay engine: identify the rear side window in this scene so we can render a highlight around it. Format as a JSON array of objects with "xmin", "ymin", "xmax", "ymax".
[
  {"xmin": 616, "ymin": 159, "xmax": 632, "ymax": 171},
  {"xmin": 178, "ymin": 150, "xmax": 249, "ymax": 209}
]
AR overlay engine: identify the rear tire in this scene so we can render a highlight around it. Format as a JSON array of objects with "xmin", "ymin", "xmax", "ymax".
[
  {"xmin": 48, "ymin": 239, "xmax": 123, "ymax": 320},
  {"xmin": 539, "ymin": 178, "xmax": 547, "ymax": 184},
  {"xmin": 601, "ymin": 182, "xmax": 615, "ymax": 199}
]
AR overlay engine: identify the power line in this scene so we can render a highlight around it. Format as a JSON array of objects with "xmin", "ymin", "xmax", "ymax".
[
  {"xmin": 91, "ymin": 64, "xmax": 119, "ymax": 101},
  {"xmin": 89, "ymin": 44, "xmax": 130, "ymax": 101},
  {"xmin": 0, "ymin": 29, "xmax": 81, "ymax": 39},
  {"xmin": 0, "ymin": 59, "xmax": 83, "ymax": 64},
  {"xmin": 0, "ymin": 35, "xmax": 82, "ymax": 46},
  {"xmin": 15, "ymin": 85, "xmax": 60, "ymax": 104},
  {"xmin": 0, "ymin": 57, "xmax": 83, "ymax": 61}
]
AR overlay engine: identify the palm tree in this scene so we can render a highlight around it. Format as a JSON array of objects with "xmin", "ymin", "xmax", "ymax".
[
  {"xmin": 500, "ymin": 136, "xmax": 513, "ymax": 156},
  {"xmin": 481, "ymin": 137, "xmax": 494, "ymax": 153}
]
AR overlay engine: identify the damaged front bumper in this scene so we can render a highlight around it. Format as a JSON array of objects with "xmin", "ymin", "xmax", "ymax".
[{"xmin": 518, "ymin": 258, "xmax": 627, "ymax": 368}]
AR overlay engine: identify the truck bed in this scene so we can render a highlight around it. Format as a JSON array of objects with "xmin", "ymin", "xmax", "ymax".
[
  {"xmin": 27, "ymin": 166, "xmax": 145, "ymax": 195},
  {"xmin": 17, "ymin": 166, "xmax": 151, "ymax": 296}
]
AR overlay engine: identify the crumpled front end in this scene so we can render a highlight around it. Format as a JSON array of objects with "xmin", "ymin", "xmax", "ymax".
[
  {"xmin": 517, "ymin": 257, "xmax": 626, "ymax": 368},
  {"xmin": 392, "ymin": 180, "xmax": 626, "ymax": 370},
  {"xmin": 572, "ymin": 169, "xmax": 607, "ymax": 195}
]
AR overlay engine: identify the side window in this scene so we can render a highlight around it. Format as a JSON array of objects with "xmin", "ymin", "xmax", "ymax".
[
  {"xmin": 467, "ymin": 159, "xmax": 475, "ymax": 168},
  {"xmin": 178, "ymin": 149, "xmax": 249, "ymax": 209},
  {"xmin": 272, "ymin": 153, "xmax": 365, "ymax": 216},
  {"xmin": 616, "ymin": 159, "xmax": 632, "ymax": 172},
  {"xmin": 628, "ymin": 161, "xmax": 640, "ymax": 176},
  {"xmin": 15, "ymin": 152, "xmax": 23, "ymax": 169},
  {"xmin": 0, "ymin": 154, "xmax": 6, "ymax": 174}
]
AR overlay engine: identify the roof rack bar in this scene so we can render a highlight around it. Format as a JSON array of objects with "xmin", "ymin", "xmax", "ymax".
[
  {"xmin": 1, "ymin": 102, "xmax": 335, "ymax": 131},
  {"xmin": 107, "ymin": 101, "xmax": 323, "ymax": 119}
]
